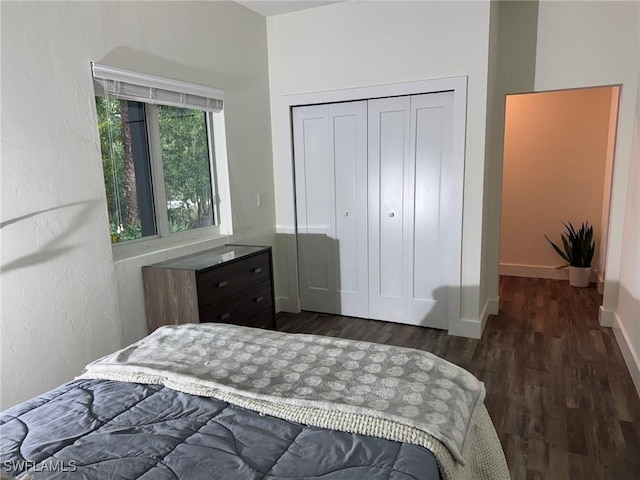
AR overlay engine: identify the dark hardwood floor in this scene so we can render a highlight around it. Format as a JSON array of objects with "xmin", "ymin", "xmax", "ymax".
[{"xmin": 276, "ymin": 276, "xmax": 640, "ymax": 480}]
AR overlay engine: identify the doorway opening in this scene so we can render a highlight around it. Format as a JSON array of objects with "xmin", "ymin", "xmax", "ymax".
[{"xmin": 499, "ymin": 86, "xmax": 621, "ymax": 296}]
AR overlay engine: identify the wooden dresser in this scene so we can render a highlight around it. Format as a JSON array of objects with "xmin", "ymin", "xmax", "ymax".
[{"xmin": 142, "ymin": 244, "xmax": 275, "ymax": 332}]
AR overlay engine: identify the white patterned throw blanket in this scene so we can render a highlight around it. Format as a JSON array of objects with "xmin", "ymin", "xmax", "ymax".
[{"xmin": 80, "ymin": 324, "xmax": 509, "ymax": 480}]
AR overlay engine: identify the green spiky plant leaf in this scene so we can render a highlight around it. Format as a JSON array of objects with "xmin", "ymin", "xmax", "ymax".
[{"xmin": 545, "ymin": 221, "xmax": 595, "ymax": 268}]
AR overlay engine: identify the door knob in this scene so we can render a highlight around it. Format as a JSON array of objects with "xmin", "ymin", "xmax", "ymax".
[
  {"xmin": 389, "ymin": 212, "xmax": 395, "ymax": 217},
  {"xmin": 344, "ymin": 212, "xmax": 349, "ymax": 217}
]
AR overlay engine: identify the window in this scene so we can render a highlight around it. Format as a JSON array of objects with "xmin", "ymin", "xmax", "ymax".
[{"xmin": 92, "ymin": 64, "xmax": 231, "ymax": 253}]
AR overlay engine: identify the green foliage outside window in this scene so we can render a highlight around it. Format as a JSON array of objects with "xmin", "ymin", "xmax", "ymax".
[
  {"xmin": 158, "ymin": 105, "xmax": 214, "ymax": 231},
  {"xmin": 96, "ymin": 96, "xmax": 127, "ymax": 240},
  {"xmin": 96, "ymin": 97, "xmax": 214, "ymax": 244}
]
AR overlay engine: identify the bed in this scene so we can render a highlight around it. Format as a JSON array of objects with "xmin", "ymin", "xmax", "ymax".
[{"xmin": 0, "ymin": 324, "xmax": 509, "ymax": 480}]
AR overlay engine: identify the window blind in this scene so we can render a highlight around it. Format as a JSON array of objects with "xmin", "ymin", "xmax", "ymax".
[{"xmin": 92, "ymin": 63, "xmax": 223, "ymax": 113}]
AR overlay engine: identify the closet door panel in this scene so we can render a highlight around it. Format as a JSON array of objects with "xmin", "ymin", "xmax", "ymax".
[
  {"xmin": 379, "ymin": 111, "xmax": 406, "ymax": 298},
  {"xmin": 330, "ymin": 102, "xmax": 368, "ymax": 317},
  {"xmin": 293, "ymin": 105, "xmax": 337, "ymax": 312},
  {"xmin": 436, "ymin": 92, "xmax": 459, "ymax": 323},
  {"xmin": 294, "ymin": 102, "xmax": 368, "ymax": 317},
  {"xmin": 407, "ymin": 92, "xmax": 454, "ymax": 329},
  {"xmin": 412, "ymin": 101, "xmax": 443, "ymax": 299},
  {"xmin": 368, "ymin": 97, "xmax": 410, "ymax": 321}
]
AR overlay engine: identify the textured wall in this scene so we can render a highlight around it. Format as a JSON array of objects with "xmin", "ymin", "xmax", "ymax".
[{"xmin": 0, "ymin": 1, "xmax": 274, "ymax": 408}]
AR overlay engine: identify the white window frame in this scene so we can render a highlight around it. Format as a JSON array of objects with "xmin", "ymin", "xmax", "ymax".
[{"xmin": 92, "ymin": 64, "xmax": 233, "ymax": 260}]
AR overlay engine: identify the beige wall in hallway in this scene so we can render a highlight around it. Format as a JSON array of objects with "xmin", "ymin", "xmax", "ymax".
[{"xmin": 500, "ymin": 87, "xmax": 617, "ymax": 277}]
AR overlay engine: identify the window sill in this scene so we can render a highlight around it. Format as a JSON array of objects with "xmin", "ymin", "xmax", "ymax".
[{"xmin": 111, "ymin": 227, "xmax": 232, "ymax": 263}]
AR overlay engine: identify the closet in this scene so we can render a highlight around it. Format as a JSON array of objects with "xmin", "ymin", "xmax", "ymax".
[{"xmin": 293, "ymin": 91, "xmax": 458, "ymax": 330}]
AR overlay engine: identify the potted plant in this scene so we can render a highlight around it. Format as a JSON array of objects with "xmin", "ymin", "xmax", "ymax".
[{"xmin": 545, "ymin": 221, "xmax": 595, "ymax": 287}]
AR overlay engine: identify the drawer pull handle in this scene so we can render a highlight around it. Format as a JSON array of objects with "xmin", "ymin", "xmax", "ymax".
[
  {"xmin": 255, "ymin": 296, "xmax": 264, "ymax": 303},
  {"xmin": 218, "ymin": 280, "xmax": 228, "ymax": 288},
  {"xmin": 220, "ymin": 312, "xmax": 230, "ymax": 320},
  {"xmin": 253, "ymin": 267, "xmax": 262, "ymax": 274}
]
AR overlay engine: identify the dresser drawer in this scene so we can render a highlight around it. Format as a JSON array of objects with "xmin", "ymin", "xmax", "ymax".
[
  {"xmin": 200, "ymin": 281, "xmax": 273, "ymax": 325},
  {"xmin": 196, "ymin": 252, "xmax": 270, "ymax": 307},
  {"xmin": 237, "ymin": 308, "xmax": 275, "ymax": 330}
]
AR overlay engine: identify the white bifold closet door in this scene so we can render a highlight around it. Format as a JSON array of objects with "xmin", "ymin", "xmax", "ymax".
[
  {"xmin": 293, "ymin": 101, "xmax": 369, "ymax": 317},
  {"xmin": 368, "ymin": 93, "xmax": 453, "ymax": 329},
  {"xmin": 294, "ymin": 91, "xmax": 455, "ymax": 329}
]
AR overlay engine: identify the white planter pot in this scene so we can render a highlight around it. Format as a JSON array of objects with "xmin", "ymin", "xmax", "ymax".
[{"xmin": 569, "ymin": 266, "xmax": 591, "ymax": 288}]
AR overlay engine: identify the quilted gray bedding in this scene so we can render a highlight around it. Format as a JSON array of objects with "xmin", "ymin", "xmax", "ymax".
[
  {"xmin": 0, "ymin": 378, "xmax": 441, "ymax": 479},
  {"xmin": 77, "ymin": 324, "xmax": 510, "ymax": 480}
]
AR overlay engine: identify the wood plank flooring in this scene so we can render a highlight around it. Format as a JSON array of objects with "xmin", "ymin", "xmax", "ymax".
[{"xmin": 276, "ymin": 276, "xmax": 640, "ymax": 480}]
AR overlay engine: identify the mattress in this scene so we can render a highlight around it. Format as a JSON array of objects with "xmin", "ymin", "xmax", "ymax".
[{"xmin": 0, "ymin": 378, "xmax": 441, "ymax": 479}]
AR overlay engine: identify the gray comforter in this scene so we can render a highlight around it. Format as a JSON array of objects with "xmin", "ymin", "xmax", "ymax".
[{"xmin": 0, "ymin": 379, "xmax": 441, "ymax": 479}]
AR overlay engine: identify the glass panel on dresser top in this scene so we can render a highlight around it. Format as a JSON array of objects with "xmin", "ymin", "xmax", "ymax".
[{"xmin": 149, "ymin": 245, "xmax": 268, "ymax": 271}]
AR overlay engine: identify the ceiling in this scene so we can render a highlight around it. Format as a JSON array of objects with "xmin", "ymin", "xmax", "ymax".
[{"xmin": 235, "ymin": 1, "xmax": 344, "ymax": 17}]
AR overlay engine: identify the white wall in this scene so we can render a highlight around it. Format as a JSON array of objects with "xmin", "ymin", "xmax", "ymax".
[
  {"xmin": 0, "ymin": 1, "xmax": 274, "ymax": 408},
  {"xmin": 534, "ymin": 0, "xmax": 640, "ymax": 326},
  {"xmin": 613, "ymin": 73, "xmax": 640, "ymax": 396},
  {"xmin": 479, "ymin": 0, "xmax": 501, "ymax": 324},
  {"xmin": 482, "ymin": 0, "xmax": 539, "ymax": 311},
  {"xmin": 267, "ymin": 1, "xmax": 493, "ymax": 337}
]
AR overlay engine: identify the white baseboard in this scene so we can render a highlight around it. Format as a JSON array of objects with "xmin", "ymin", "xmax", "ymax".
[
  {"xmin": 487, "ymin": 297, "xmax": 499, "ymax": 316},
  {"xmin": 499, "ymin": 263, "xmax": 598, "ymax": 283},
  {"xmin": 448, "ymin": 318, "xmax": 483, "ymax": 339},
  {"xmin": 275, "ymin": 296, "xmax": 301, "ymax": 313},
  {"xmin": 613, "ymin": 312, "xmax": 640, "ymax": 398},
  {"xmin": 500, "ymin": 263, "xmax": 567, "ymax": 280},
  {"xmin": 599, "ymin": 305, "xmax": 614, "ymax": 327},
  {"xmin": 448, "ymin": 297, "xmax": 498, "ymax": 339},
  {"xmin": 480, "ymin": 297, "xmax": 499, "ymax": 329}
]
